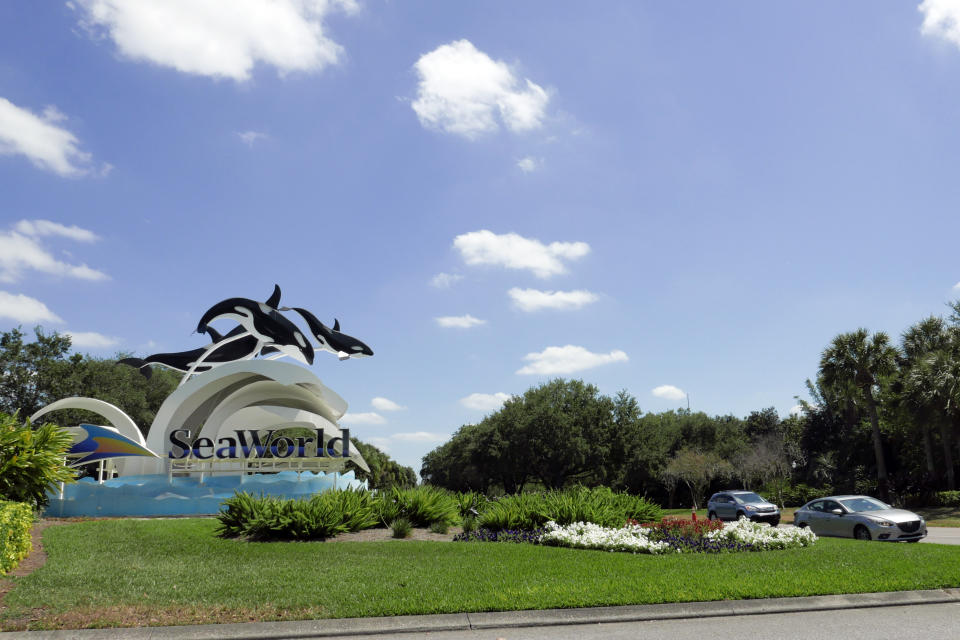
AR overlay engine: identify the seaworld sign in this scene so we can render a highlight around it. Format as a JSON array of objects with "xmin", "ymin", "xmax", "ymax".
[{"xmin": 167, "ymin": 428, "xmax": 352, "ymax": 460}]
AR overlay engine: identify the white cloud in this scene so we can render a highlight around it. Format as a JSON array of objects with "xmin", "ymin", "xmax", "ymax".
[
  {"xmin": 67, "ymin": 331, "xmax": 121, "ymax": 349},
  {"xmin": 508, "ymin": 288, "xmax": 598, "ymax": 312},
  {"xmin": 953, "ymin": 281, "xmax": 960, "ymax": 291},
  {"xmin": 453, "ymin": 230, "xmax": 589, "ymax": 279},
  {"xmin": 372, "ymin": 397, "xmax": 405, "ymax": 412},
  {"xmin": 0, "ymin": 98, "xmax": 98, "ymax": 177},
  {"xmin": 430, "ymin": 272, "xmax": 463, "ymax": 289},
  {"xmin": 435, "ymin": 314, "xmax": 486, "ymax": 329},
  {"xmin": 0, "ymin": 223, "xmax": 109, "ymax": 284},
  {"xmin": 652, "ymin": 385, "xmax": 686, "ymax": 401},
  {"xmin": 0, "ymin": 291, "xmax": 63, "ymax": 324},
  {"xmin": 14, "ymin": 219, "xmax": 99, "ymax": 243},
  {"xmin": 237, "ymin": 130, "xmax": 268, "ymax": 146},
  {"xmin": 73, "ymin": 0, "xmax": 358, "ymax": 81},
  {"xmin": 411, "ymin": 39, "xmax": 550, "ymax": 139},
  {"xmin": 391, "ymin": 431, "xmax": 449, "ymax": 443},
  {"xmin": 516, "ymin": 345, "xmax": 628, "ymax": 375},
  {"xmin": 517, "ymin": 156, "xmax": 539, "ymax": 172},
  {"xmin": 339, "ymin": 412, "xmax": 386, "ymax": 425},
  {"xmin": 460, "ymin": 392, "xmax": 512, "ymax": 412},
  {"xmin": 789, "ymin": 404, "xmax": 804, "ymax": 417},
  {"xmin": 920, "ymin": 0, "xmax": 960, "ymax": 48},
  {"xmin": 364, "ymin": 436, "xmax": 391, "ymax": 452}
]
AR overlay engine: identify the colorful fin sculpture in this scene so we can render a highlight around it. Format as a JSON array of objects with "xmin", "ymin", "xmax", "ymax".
[{"xmin": 66, "ymin": 423, "xmax": 159, "ymax": 466}]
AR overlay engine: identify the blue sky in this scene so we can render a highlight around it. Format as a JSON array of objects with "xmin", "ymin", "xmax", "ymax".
[{"xmin": 2, "ymin": 2, "xmax": 960, "ymax": 473}]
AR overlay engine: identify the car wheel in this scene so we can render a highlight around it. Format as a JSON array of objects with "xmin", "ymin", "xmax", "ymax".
[
  {"xmin": 770, "ymin": 519, "xmax": 780, "ymax": 527},
  {"xmin": 736, "ymin": 511, "xmax": 745, "ymax": 520},
  {"xmin": 853, "ymin": 525, "xmax": 871, "ymax": 541},
  {"xmin": 796, "ymin": 521, "xmax": 808, "ymax": 528},
  {"xmin": 707, "ymin": 511, "xmax": 718, "ymax": 521}
]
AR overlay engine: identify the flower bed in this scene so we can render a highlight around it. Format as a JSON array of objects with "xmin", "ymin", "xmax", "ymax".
[
  {"xmin": 705, "ymin": 517, "xmax": 817, "ymax": 550},
  {"xmin": 540, "ymin": 517, "xmax": 817, "ymax": 554},
  {"xmin": 540, "ymin": 521, "xmax": 676, "ymax": 554}
]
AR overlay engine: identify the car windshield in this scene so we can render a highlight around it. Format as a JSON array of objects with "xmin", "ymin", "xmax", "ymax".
[
  {"xmin": 838, "ymin": 497, "xmax": 889, "ymax": 512},
  {"xmin": 733, "ymin": 492, "xmax": 765, "ymax": 504}
]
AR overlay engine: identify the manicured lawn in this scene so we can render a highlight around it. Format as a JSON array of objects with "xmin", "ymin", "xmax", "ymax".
[
  {"xmin": 663, "ymin": 507, "xmax": 797, "ymax": 523},
  {"xmin": 2, "ymin": 519, "xmax": 960, "ymax": 630}
]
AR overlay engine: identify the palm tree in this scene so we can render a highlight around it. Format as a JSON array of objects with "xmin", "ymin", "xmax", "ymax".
[
  {"xmin": 901, "ymin": 317, "xmax": 950, "ymax": 487},
  {"xmin": 819, "ymin": 329, "xmax": 897, "ymax": 499},
  {"xmin": 908, "ymin": 346, "xmax": 960, "ymax": 490}
]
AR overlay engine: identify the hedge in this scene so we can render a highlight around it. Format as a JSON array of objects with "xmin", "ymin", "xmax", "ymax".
[{"xmin": 0, "ymin": 500, "xmax": 33, "ymax": 575}]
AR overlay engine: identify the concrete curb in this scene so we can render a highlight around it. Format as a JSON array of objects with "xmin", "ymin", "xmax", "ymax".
[{"xmin": 4, "ymin": 589, "xmax": 960, "ymax": 639}]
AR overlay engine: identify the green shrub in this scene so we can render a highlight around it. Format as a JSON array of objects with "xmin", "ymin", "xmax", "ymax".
[
  {"xmin": 461, "ymin": 515, "xmax": 477, "ymax": 534},
  {"xmin": 0, "ymin": 500, "xmax": 33, "ymax": 575},
  {"xmin": 478, "ymin": 487, "xmax": 662, "ymax": 530},
  {"xmin": 760, "ymin": 483, "xmax": 832, "ymax": 507},
  {"xmin": 454, "ymin": 491, "xmax": 489, "ymax": 517},
  {"xmin": 391, "ymin": 517, "xmax": 412, "ymax": 539},
  {"xmin": 933, "ymin": 491, "xmax": 960, "ymax": 508},
  {"xmin": 0, "ymin": 413, "xmax": 76, "ymax": 508},
  {"xmin": 216, "ymin": 488, "xmax": 378, "ymax": 541},
  {"xmin": 376, "ymin": 486, "xmax": 459, "ymax": 527},
  {"xmin": 428, "ymin": 520, "xmax": 449, "ymax": 534}
]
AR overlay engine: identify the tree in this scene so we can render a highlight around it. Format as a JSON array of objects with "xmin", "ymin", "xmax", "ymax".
[
  {"xmin": 520, "ymin": 379, "xmax": 614, "ymax": 489},
  {"xmin": 819, "ymin": 329, "xmax": 897, "ymax": 499},
  {"xmin": 900, "ymin": 316, "xmax": 956, "ymax": 489},
  {"xmin": 0, "ymin": 327, "xmax": 72, "ymax": 418},
  {"xmin": 660, "ymin": 448, "xmax": 731, "ymax": 510},
  {"xmin": 349, "ymin": 439, "xmax": 416, "ymax": 490}
]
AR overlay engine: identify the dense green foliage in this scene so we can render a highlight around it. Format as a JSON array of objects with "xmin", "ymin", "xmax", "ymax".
[
  {"xmin": 0, "ymin": 500, "xmax": 33, "ymax": 575},
  {"xmin": 4, "ymin": 518, "xmax": 960, "ymax": 630},
  {"xmin": 348, "ymin": 439, "xmax": 417, "ymax": 490},
  {"xmin": 375, "ymin": 485, "xmax": 460, "ymax": 527},
  {"xmin": 215, "ymin": 489, "xmax": 378, "ymax": 540},
  {"xmin": 477, "ymin": 486, "xmax": 661, "ymax": 530},
  {"xmin": 0, "ymin": 413, "xmax": 75, "ymax": 508}
]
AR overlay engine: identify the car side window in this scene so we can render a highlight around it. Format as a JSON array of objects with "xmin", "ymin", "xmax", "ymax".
[
  {"xmin": 822, "ymin": 500, "xmax": 841, "ymax": 512},
  {"xmin": 809, "ymin": 501, "xmax": 823, "ymax": 512}
]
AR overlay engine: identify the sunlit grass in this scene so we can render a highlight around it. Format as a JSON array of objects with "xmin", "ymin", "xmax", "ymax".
[{"xmin": 2, "ymin": 518, "xmax": 959, "ymax": 630}]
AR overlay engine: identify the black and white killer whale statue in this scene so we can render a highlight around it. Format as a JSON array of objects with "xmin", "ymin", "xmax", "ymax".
[
  {"xmin": 288, "ymin": 307, "xmax": 374, "ymax": 361},
  {"xmin": 118, "ymin": 286, "xmax": 300, "ymax": 378},
  {"xmin": 195, "ymin": 288, "xmax": 315, "ymax": 369},
  {"xmin": 119, "ymin": 285, "xmax": 373, "ymax": 380}
]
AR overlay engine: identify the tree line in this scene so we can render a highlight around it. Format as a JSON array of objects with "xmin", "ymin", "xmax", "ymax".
[
  {"xmin": 422, "ymin": 301, "xmax": 960, "ymax": 507},
  {"xmin": 0, "ymin": 326, "xmax": 415, "ymax": 490}
]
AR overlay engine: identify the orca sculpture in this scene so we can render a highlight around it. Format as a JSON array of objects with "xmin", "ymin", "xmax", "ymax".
[
  {"xmin": 195, "ymin": 291, "xmax": 314, "ymax": 367},
  {"xmin": 289, "ymin": 307, "xmax": 373, "ymax": 361}
]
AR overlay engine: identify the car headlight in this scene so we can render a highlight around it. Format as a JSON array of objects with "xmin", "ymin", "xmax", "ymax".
[
  {"xmin": 866, "ymin": 517, "xmax": 895, "ymax": 527},
  {"xmin": 744, "ymin": 505, "xmax": 756, "ymax": 511}
]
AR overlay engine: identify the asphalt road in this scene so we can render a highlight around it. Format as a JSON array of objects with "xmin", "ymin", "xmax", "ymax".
[
  {"xmin": 921, "ymin": 526, "xmax": 960, "ymax": 545},
  {"xmin": 325, "ymin": 602, "xmax": 960, "ymax": 640},
  {"xmin": 775, "ymin": 524, "xmax": 960, "ymax": 545}
]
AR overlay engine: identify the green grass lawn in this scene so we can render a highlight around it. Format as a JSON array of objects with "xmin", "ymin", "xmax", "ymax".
[{"xmin": 2, "ymin": 518, "xmax": 960, "ymax": 631}]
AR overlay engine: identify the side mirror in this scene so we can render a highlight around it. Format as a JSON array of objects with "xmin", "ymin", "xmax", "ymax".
[{"xmin": 830, "ymin": 508, "xmax": 844, "ymax": 516}]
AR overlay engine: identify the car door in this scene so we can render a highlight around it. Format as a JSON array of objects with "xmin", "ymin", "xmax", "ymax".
[
  {"xmin": 804, "ymin": 500, "xmax": 828, "ymax": 535},
  {"xmin": 818, "ymin": 499, "xmax": 847, "ymax": 536},
  {"xmin": 717, "ymin": 494, "xmax": 735, "ymax": 520}
]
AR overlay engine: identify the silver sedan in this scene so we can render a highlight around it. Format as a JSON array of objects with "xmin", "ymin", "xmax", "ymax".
[{"xmin": 793, "ymin": 495, "xmax": 927, "ymax": 542}]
